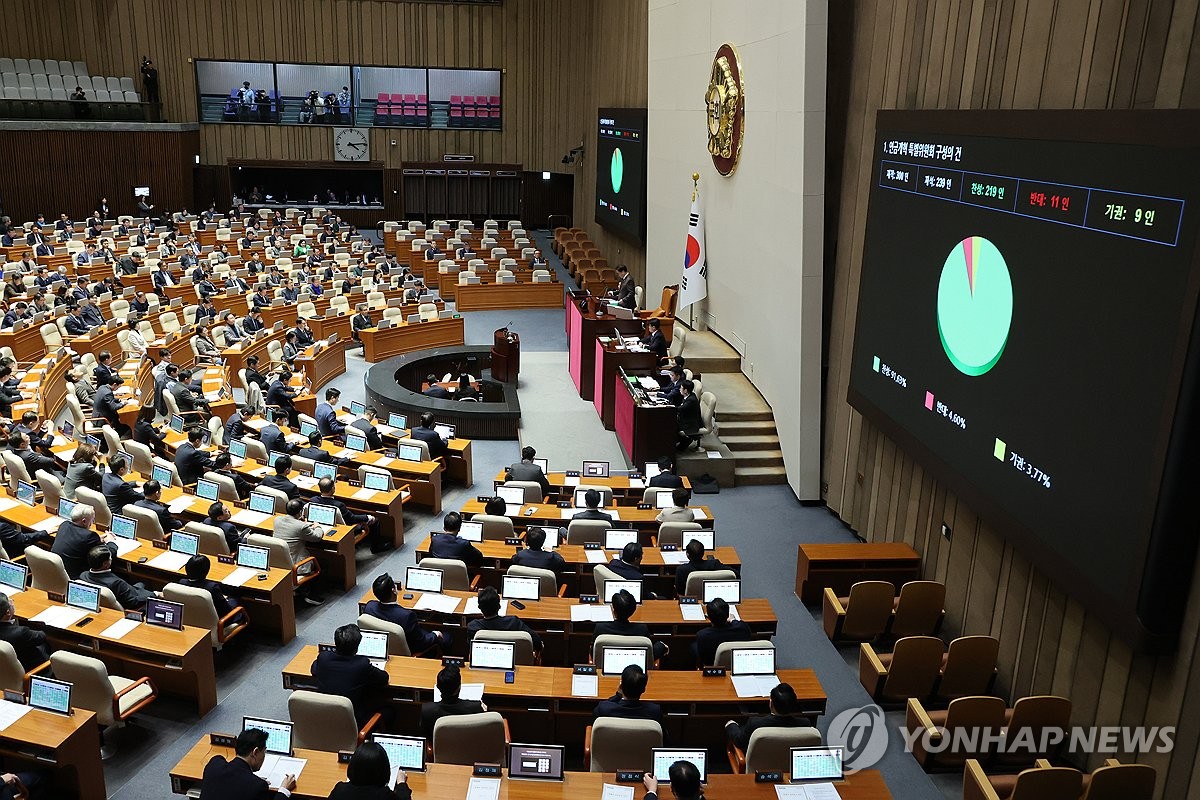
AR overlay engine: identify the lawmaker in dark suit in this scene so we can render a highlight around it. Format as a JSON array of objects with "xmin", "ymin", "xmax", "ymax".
[
  {"xmin": 298, "ymin": 432, "xmax": 345, "ymax": 466},
  {"xmin": 674, "ymin": 539, "xmax": 732, "ymax": 596},
  {"xmin": 205, "ymin": 503, "xmax": 245, "ymax": 554},
  {"xmin": 648, "ymin": 456, "xmax": 684, "ymax": 488},
  {"xmin": 511, "ymin": 527, "xmax": 565, "ymax": 574},
  {"xmin": 311, "ymin": 624, "xmax": 390, "ymax": 726},
  {"xmin": 259, "ymin": 412, "xmax": 294, "ymax": 456},
  {"xmin": 572, "ymin": 488, "xmax": 613, "ymax": 522},
  {"xmin": 595, "ymin": 588, "xmax": 669, "ymax": 661},
  {"xmin": 466, "ymin": 587, "xmax": 543, "ymax": 651},
  {"xmin": 693, "ymin": 597, "xmax": 755, "ymax": 667},
  {"xmin": 410, "ymin": 412, "xmax": 448, "ymax": 459},
  {"xmin": 420, "ymin": 665, "xmax": 485, "ymax": 740},
  {"xmin": 640, "ymin": 318, "xmax": 668, "ymax": 359},
  {"xmin": 200, "ymin": 728, "xmax": 296, "ymax": 799},
  {"xmin": 260, "ymin": 454, "xmax": 301, "ymax": 500},
  {"xmin": 428, "ymin": 512, "xmax": 483, "ymax": 566},
  {"xmin": 362, "ymin": 573, "xmax": 445, "ymax": 656},
  {"xmin": 175, "ymin": 427, "xmax": 215, "ymax": 486},
  {"xmin": 309, "ymin": 476, "xmax": 387, "ymax": 552},
  {"xmin": 675, "ymin": 380, "xmax": 702, "ymax": 450},
  {"xmin": 80, "ymin": 545, "xmax": 156, "ymax": 610},
  {"xmin": 593, "ymin": 663, "xmax": 662, "ymax": 722},
  {"xmin": 134, "ymin": 479, "xmax": 184, "ymax": 535},
  {"xmin": 350, "ymin": 409, "xmax": 384, "ymax": 450},
  {"xmin": 92, "ymin": 377, "xmax": 131, "ymax": 438},
  {"xmin": 421, "ymin": 376, "xmax": 451, "ymax": 401},
  {"xmin": 243, "ymin": 356, "xmax": 270, "ymax": 390},
  {"xmin": 316, "ymin": 389, "xmax": 347, "ymax": 438},
  {"xmin": 608, "ymin": 542, "xmax": 647, "ymax": 582},
  {"xmin": 181, "ymin": 554, "xmax": 247, "ymax": 625},
  {"xmin": 725, "ymin": 683, "xmax": 810, "ymax": 751},
  {"xmin": 101, "ymin": 457, "xmax": 143, "ymax": 515},
  {"xmin": 225, "ymin": 406, "xmax": 249, "ymax": 444},
  {"xmin": 8, "ymin": 432, "xmax": 62, "ymax": 482},
  {"xmin": 505, "ymin": 445, "xmax": 550, "ymax": 497},
  {"xmin": 0, "ymin": 593, "xmax": 50, "ymax": 670},
  {"xmin": 266, "ymin": 371, "xmax": 300, "ymax": 428},
  {"xmin": 213, "ymin": 453, "xmax": 255, "ymax": 499},
  {"xmin": 330, "ymin": 742, "xmax": 413, "ymax": 800},
  {"xmin": 612, "ymin": 265, "xmax": 636, "ymax": 309}
]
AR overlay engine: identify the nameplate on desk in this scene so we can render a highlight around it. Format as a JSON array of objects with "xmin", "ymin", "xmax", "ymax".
[
  {"xmin": 2, "ymin": 690, "xmax": 23, "ymax": 705},
  {"xmin": 318, "ymin": 643, "xmax": 337, "ymax": 653},
  {"xmin": 616, "ymin": 771, "xmax": 646, "ymax": 783},
  {"xmin": 473, "ymin": 763, "xmax": 502, "ymax": 777},
  {"xmin": 124, "ymin": 610, "xmax": 143, "ymax": 622},
  {"xmin": 629, "ymin": 473, "xmax": 642, "ymax": 480},
  {"xmin": 217, "ymin": 555, "xmax": 235, "ymax": 565},
  {"xmin": 679, "ymin": 596, "xmax": 698, "ymax": 604},
  {"xmin": 210, "ymin": 733, "xmax": 237, "ymax": 748},
  {"xmin": 476, "ymin": 495, "xmax": 493, "ymax": 503},
  {"xmin": 755, "ymin": 771, "xmax": 783, "ymax": 783},
  {"xmin": 636, "ymin": 503, "xmax": 651, "ymax": 510},
  {"xmin": 579, "ymin": 594, "xmax": 599, "ymax": 604},
  {"xmin": 565, "ymin": 471, "xmax": 580, "ymax": 478},
  {"xmin": 338, "ymin": 750, "xmax": 354, "ymax": 764},
  {"xmin": 702, "ymin": 666, "xmax": 727, "ymax": 677},
  {"xmin": 584, "ymin": 543, "xmax": 601, "ymax": 551},
  {"xmin": 504, "ymin": 537, "xmax": 522, "ymax": 546},
  {"xmin": 151, "ymin": 540, "xmax": 168, "ymax": 550},
  {"xmin": 572, "ymin": 664, "xmax": 597, "ymax": 675},
  {"xmin": 442, "ymin": 656, "xmax": 465, "ymax": 668},
  {"xmin": 661, "ymin": 544, "xmax": 679, "ymax": 552},
  {"xmin": 349, "ymin": 480, "xmax": 361, "ymax": 487},
  {"xmin": 47, "ymin": 592, "xmax": 65, "ymax": 603}
]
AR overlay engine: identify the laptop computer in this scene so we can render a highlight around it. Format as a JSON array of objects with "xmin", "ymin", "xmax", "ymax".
[
  {"xmin": 397, "ymin": 444, "xmax": 423, "ymax": 461},
  {"xmin": 169, "ymin": 414, "xmax": 184, "ymax": 433},
  {"xmin": 111, "ymin": 514, "xmax": 138, "ymax": 540},
  {"xmin": 600, "ymin": 646, "xmax": 646, "ymax": 675},
  {"xmin": 405, "ymin": 566, "xmax": 443, "ymax": 594},
  {"xmin": 57, "ymin": 498, "xmax": 77, "ymax": 519},
  {"xmin": 604, "ymin": 529, "xmax": 639, "ymax": 551},
  {"xmin": 170, "ymin": 531, "xmax": 200, "ymax": 556},
  {"xmin": 357, "ymin": 630, "xmax": 390, "ymax": 669},
  {"xmin": 470, "ymin": 639, "xmax": 516, "ymax": 670},
  {"xmin": 582, "ymin": 460, "xmax": 610, "ymax": 478},
  {"xmin": 299, "ymin": 421, "xmax": 317, "ymax": 437},
  {"xmin": 457, "ymin": 520, "xmax": 484, "ymax": 542},
  {"xmin": 501, "ymin": 575, "xmax": 540, "ymax": 601},
  {"xmin": 731, "ymin": 647, "xmax": 777, "ymax": 676},
  {"xmin": 228, "ymin": 438, "xmax": 248, "ymax": 462},
  {"xmin": 791, "ymin": 747, "xmax": 844, "ymax": 782},
  {"xmin": 14, "ymin": 481, "xmax": 35, "ymax": 507},
  {"xmin": 249, "ymin": 492, "xmax": 276, "ymax": 514},
  {"xmin": 28, "ymin": 676, "xmax": 72, "ymax": 715},
  {"xmin": 346, "ymin": 433, "xmax": 367, "ymax": 452},
  {"xmin": 652, "ymin": 748, "xmax": 707, "ymax": 783},
  {"xmin": 496, "ymin": 485, "xmax": 525, "ymax": 515},
  {"xmin": 145, "ymin": 597, "xmax": 185, "ymax": 630},
  {"xmin": 507, "ymin": 743, "xmax": 565, "ymax": 782},
  {"xmin": 350, "ymin": 400, "xmax": 366, "ymax": 415},
  {"xmin": 603, "ymin": 580, "xmax": 642, "ymax": 604},
  {"xmin": 60, "ymin": 421, "xmax": 75, "ymax": 439},
  {"xmin": 702, "ymin": 579, "xmax": 741, "ymax": 605}
]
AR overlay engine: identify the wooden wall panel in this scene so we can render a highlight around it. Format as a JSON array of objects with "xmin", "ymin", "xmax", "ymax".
[
  {"xmin": 0, "ymin": 129, "xmax": 197, "ymax": 224},
  {"xmin": 824, "ymin": 1, "xmax": 1200, "ymax": 796}
]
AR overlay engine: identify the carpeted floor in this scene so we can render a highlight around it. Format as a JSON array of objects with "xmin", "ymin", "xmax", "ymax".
[{"xmin": 101, "ymin": 232, "xmax": 950, "ymax": 799}]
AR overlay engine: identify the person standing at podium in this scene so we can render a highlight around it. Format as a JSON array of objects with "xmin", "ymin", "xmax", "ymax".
[{"xmin": 611, "ymin": 265, "xmax": 636, "ymax": 309}]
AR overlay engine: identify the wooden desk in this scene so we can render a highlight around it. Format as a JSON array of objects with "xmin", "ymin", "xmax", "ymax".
[
  {"xmin": 615, "ymin": 375, "xmax": 678, "ymax": 471},
  {"xmin": 414, "ymin": 536, "xmax": 737, "ymax": 598},
  {"xmin": 0, "ymin": 322, "xmax": 49, "ymax": 362},
  {"xmin": 360, "ymin": 316, "xmax": 466, "ymax": 363},
  {"xmin": 794, "ymin": 542, "xmax": 923, "ymax": 604},
  {"xmin": 294, "ymin": 342, "xmax": 347, "ymax": 388},
  {"xmin": 281, "ymin": 647, "xmax": 825, "ymax": 748},
  {"xmin": 13, "ymin": 588, "xmax": 217, "ymax": 715},
  {"xmin": 171, "ymin": 742, "xmax": 893, "ymax": 799},
  {"xmin": 595, "ymin": 340, "xmax": 659, "ymax": 429},
  {"xmin": 455, "ymin": 281, "xmax": 564, "ymax": 312},
  {"xmin": 567, "ymin": 302, "xmax": 644, "ymax": 401},
  {"xmin": 458, "ymin": 500, "xmax": 714, "ymax": 534},
  {"xmin": 0, "ymin": 704, "xmax": 105, "ymax": 800},
  {"xmin": 308, "ymin": 312, "xmax": 352, "ymax": 344},
  {"xmin": 357, "ymin": 588, "xmax": 776, "ymax": 669},
  {"xmin": 490, "ymin": 471, "xmax": 690, "ymax": 502}
]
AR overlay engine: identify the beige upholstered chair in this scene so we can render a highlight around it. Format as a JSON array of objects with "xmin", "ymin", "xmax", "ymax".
[
  {"xmin": 418, "ymin": 558, "xmax": 476, "ymax": 591},
  {"xmin": 714, "ymin": 640, "xmax": 775, "ymax": 670},
  {"xmin": 288, "ymin": 689, "xmax": 379, "ymax": 752},
  {"xmin": 566, "ymin": 519, "xmax": 609, "ymax": 546},
  {"xmin": 823, "ymin": 581, "xmax": 896, "ymax": 642},
  {"xmin": 593, "ymin": 634, "xmax": 654, "ymax": 672},
  {"xmin": 432, "ymin": 712, "xmax": 508, "ymax": 765},
  {"xmin": 472, "ymin": 629, "xmax": 538, "ymax": 666},
  {"xmin": 585, "ymin": 718, "xmax": 662, "ymax": 772},
  {"xmin": 730, "ymin": 726, "xmax": 823, "ymax": 773},
  {"xmin": 506, "ymin": 565, "xmax": 563, "ymax": 598},
  {"xmin": 163, "ymin": 583, "xmax": 247, "ymax": 649},
  {"xmin": 24, "ymin": 547, "xmax": 69, "ymax": 594}
]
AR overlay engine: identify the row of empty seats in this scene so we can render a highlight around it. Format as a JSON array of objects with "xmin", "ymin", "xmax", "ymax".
[
  {"xmin": 373, "ymin": 92, "xmax": 428, "ymax": 125},
  {"xmin": 1, "ymin": 74, "xmax": 135, "ymax": 94},
  {"xmin": 0, "ymin": 86, "xmax": 139, "ymax": 103},
  {"xmin": 0, "ymin": 57, "xmax": 88, "ymax": 76},
  {"xmin": 449, "ymin": 93, "xmax": 501, "ymax": 126}
]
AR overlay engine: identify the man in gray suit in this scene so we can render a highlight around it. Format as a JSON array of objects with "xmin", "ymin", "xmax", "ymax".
[
  {"xmin": 504, "ymin": 445, "xmax": 550, "ymax": 498},
  {"xmin": 272, "ymin": 498, "xmax": 326, "ymax": 605}
]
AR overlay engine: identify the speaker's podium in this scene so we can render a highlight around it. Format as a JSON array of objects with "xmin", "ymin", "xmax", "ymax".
[{"xmin": 491, "ymin": 327, "xmax": 520, "ymax": 382}]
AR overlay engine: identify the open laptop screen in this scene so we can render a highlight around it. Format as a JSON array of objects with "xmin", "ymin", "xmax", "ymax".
[
  {"xmin": 731, "ymin": 647, "xmax": 776, "ymax": 676},
  {"xmin": 604, "ymin": 529, "xmax": 639, "ymax": 551},
  {"xmin": 601, "ymin": 646, "xmax": 646, "ymax": 675},
  {"xmin": 603, "ymin": 580, "xmax": 642, "ymax": 604},
  {"xmin": 237, "ymin": 544, "xmax": 270, "ymax": 571},
  {"xmin": 457, "ymin": 521, "xmax": 483, "ymax": 542},
  {"xmin": 582, "ymin": 460, "xmax": 609, "ymax": 478}
]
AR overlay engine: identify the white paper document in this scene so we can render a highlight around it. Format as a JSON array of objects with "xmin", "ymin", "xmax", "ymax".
[
  {"xmin": 585, "ymin": 550, "xmax": 607, "ymax": 564},
  {"xmin": 728, "ymin": 605, "xmax": 741, "ymax": 622},
  {"xmin": 637, "ymin": 376, "xmax": 660, "ymax": 390},
  {"xmin": 692, "ymin": 509, "xmax": 708, "ymax": 521},
  {"xmin": 351, "ymin": 487, "xmax": 378, "ymax": 500},
  {"xmin": 413, "ymin": 593, "xmax": 462, "ymax": 614},
  {"xmin": 223, "ymin": 567, "xmax": 258, "ymax": 587},
  {"xmin": 571, "ymin": 673, "xmax": 599, "ymax": 697},
  {"xmin": 603, "ymin": 784, "xmax": 636, "ymax": 800},
  {"xmin": 100, "ymin": 618, "xmax": 142, "ymax": 639},
  {"xmin": 249, "ymin": 466, "xmax": 272, "ymax": 478},
  {"xmin": 168, "ymin": 498, "xmax": 194, "ymax": 514},
  {"xmin": 0, "ymin": 700, "xmax": 32, "ymax": 730},
  {"xmin": 293, "ymin": 476, "xmax": 319, "ymax": 490},
  {"xmin": 373, "ymin": 457, "xmax": 395, "ymax": 468},
  {"xmin": 732, "ymin": 674, "xmax": 781, "ymax": 698},
  {"xmin": 230, "ymin": 509, "xmax": 272, "ymax": 526},
  {"xmin": 31, "ymin": 516, "xmax": 65, "ymax": 532},
  {"xmin": 563, "ymin": 476, "xmax": 581, "ymax": 487},
  {"xmin": 435, "ymin": 683, "xmax": 485, "ymax": 702},
  {"xmin": 0, "ymin": 498, "xmax": 19, "ymax": 513},
  {"xmin": 679, "ymin": 603, "xmax": 706, "ymax": 621},
  {"xmin": 627, "ymin": 479, "xmax": 645, "ymax": 489},
  {"xmin": 256, "ymin": 755, "xmax": 306, "ymax": 789},
  {"xmin": 776, "ymin": 784, "xmax": 839, "ymax": 800},
  {"xmin": 148, "ymin": 551, "xmax": 191, "ymax": 572},
  {"xmin": 466, "ymin": 777, "xmax": 501, "ymax": 800},
  {"xmin": 31, "ymin": 606, "xmax": 89, "ymax": 627},
  {"xmin": 332, "ymin": 449, "xmax": 354, "ymax": 459},
  {"xmin": 570, "ymin": 604, "xmax": 615, "ymax": 623},
  {"xmin": 706, "ymin": 451, "xmax": 723, "ymax": 459},
  {"xmin": 113, "ymin": 538, "xmax": 141, "ymax": 557},
  {"xmin": 661, "ymin": 551, "xmax": 688, "ymax": 565}
]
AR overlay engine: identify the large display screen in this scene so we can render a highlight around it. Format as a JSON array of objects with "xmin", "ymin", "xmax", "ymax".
[
  {"xmin": 848, "ymin": 110, "xmax": 1200, "ymax": 650},
  {"xmin": 595, "ymin": 108, "xmax": 647, "ymax": 242}
]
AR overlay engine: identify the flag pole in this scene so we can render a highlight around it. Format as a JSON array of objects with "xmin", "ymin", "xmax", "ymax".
[{"xmin": 689, "ymin": 172, "xmax": 699, "ymax": 331}]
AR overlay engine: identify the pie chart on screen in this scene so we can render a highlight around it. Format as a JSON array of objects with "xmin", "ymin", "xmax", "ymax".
[
  {"xmin": 610, "ymin": 148, "xmax": 624, "ymax": 194},
  {"xmin": 937, "ymin": 235, "xmax": 1013, "ymax": 376}
]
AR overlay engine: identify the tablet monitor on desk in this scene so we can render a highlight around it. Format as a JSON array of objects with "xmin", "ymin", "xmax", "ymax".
[
  {"xmin": 508, "ymin": 743, "xmax": 565, "ymax": 782},
  {"xmin": 169, "ymin": 414, "xmax": 184, "ymax": 433},
  {"xmin": 387, "ymin": 412, "xmax": 407, "ymax": 430},
  {"xmin": 346, "ymin": 433, "xmax": 367, "ymax": 452},
  {"xmin": 457, "ymin": 521, "xmax": 483, "ymax": 542},
  {"xmin": 496, "ymin": 486, "xmax": 525, "ymax": 507},
  {"xmin": 243, "ymin": 716, "xmax": 293, "ymax": 756},
  {"xmin": 85, "ymin": 434, "xmax": 100, "ymax": 449},
  {"xmin": 350, "ymin": 400, "xmax": 366, "ymax": 415},
  {"xmin": 299, "ymin": 421, "xmax": 317, "ymax": 437},
  {"xmin": 683, "ymin": 531, "xmax": 715, "ymax": 551},
  {"xmin": 397, "ymin": 444, "xmax": 422, "ymax": 462},
  {"xmin": 433, "ymin": 423, "xmax": 455, "ymax": 440},
  {"xmin": 532, "ymin": 458, "xmax": 548, "ymax": 474},
  {"xmin": 66, "ymin": 580, "xmax": 100, "ymax": 613},
  {"xmin": 601, "ymin": 646, "xmax": 646, "ymax": 676},
  {"xmin": 791, "ymin": 747, "xmax": 844, "ymax": 782},
  {"xmin": 356, "ymin": 630, "xmax": 389, "ymax": 661},
  {"xmin": 195, "ymin": 478, "xmax": 219, "ymax": 501},
  {"xmin": 170, "ymin": 531, "xmax": 200, "ymax": 556},
  {"xmin": 60, "ymin": 421, "xmax": 75, "ymax": 439},
  {"xmin": 501, "ymin": 575, "xmax": 540, "ymax": 601},
  {"xmin": 573, "ymin": 488, "xmax": 608, "ymax": 509},
  {"xmin": 603, "ymin": 580, "xmax": 642, "ymax": 605},
  {"xmin": 405, "ymin": 566, "xmax": 443, "ymax": 594},
  {"xmin": 652, "ymin": 748, "xmax": 707, "ymax": 783},
  {"xmin": 29, "ymin": 676, "xmax": 72, "ymax": 715},
  {"xmin": 0, "ymin": 561, "xmax": 27, "ymax": 593},
  {"xmin": 57, "ymin": 498, "xmax": 77, "ymax": 519},
  {"xmin": 582, "ymin": 460, "xmax": 610, "ymax": 478},
  {"xmin": 312, "ymin": 461, "xmax": 337, "ymax": 481},
  {"xmin": 145, "ymin": 597, "xmax": 184, "ymax": 630},
  {"xmin": 731, "ymin": 647, "xmax": 776, "ymax": 676},
  {"xmin": 151, "ymin": 464, "xmax": 173, "ymax": 488},
  {"xmin": 702, "ymin": 579, "xmax": 741, "ymax": 605},
  {"xmin": 604, "ymin": 529, "xmax": 639, "ymax": 551},
  {"xmin": 237, "ymin": 544, "xmax": 270, "ymax": 571},
  {"xmin": 469, "ymin": 639, "xmax": 515, "ymax": 671},
  {"xmin": 643, "ymin": 462, "xmax": 661, "ymax": 478},
  {"xmin": 373, "ymin": 734, "xmax": 426, "ymax": 773},
  {"xmin": 228, "ymin": 438, "xmax": 247, "ymax": 460},
  {"xmin": 654, "ymin": 492, "xmax": 676, "ymax": 509},
  {"xmin": 111, "ymin": 515, "xmax": 137, "ymax": 540},
  {"xmin": 363, "ymin": 470, "xmax": 391, "ymax": 491},
  {"xmin": 305, "ymin": 503, "xmax": 336, "ymax": 526},
  {"xmin": 14, "ymin": 481, "xmax": 34, "ymax": 507},
  {"xmin": 267, "ymin": 451, "xmax": 286, "ymax": 468},
  {"xmin": 249, "ymin": 491, "xmax": 276, "ymax": 514}
]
